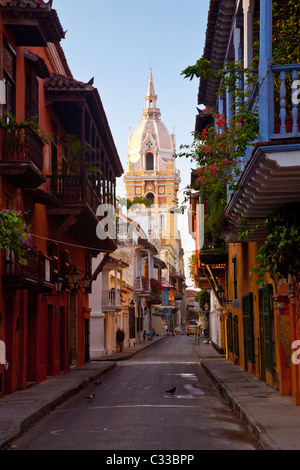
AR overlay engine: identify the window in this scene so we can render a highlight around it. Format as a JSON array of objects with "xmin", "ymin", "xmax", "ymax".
[
  {"xmin": 243, "ymin": 293, "xmax": 255, "ymax": 364},
  {"xmin": 146, "ymin": 152, "xmax": 154, "ymax": 170},
  {"xmin": 146, "ymin": 193, "xmax": 154, "ymax": 205},
  {"xmin": 51, "ymin": 118, "xmax": 58, "ymax": 174},
  {"xmin": 3, "ymin": 40, "xmax": 16, "ymax": 116},
  {"xmin": 232, "ymin": 256, "xmax": 237, "ymax": 299},
  {"xmin": 25, "ymin": 67, "xmax": 39, "ymax": 119}
]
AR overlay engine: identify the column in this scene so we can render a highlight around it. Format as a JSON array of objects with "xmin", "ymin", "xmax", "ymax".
[{"xmin": 259, "ymin": 0, "xmax": 274, "ymax": 141}]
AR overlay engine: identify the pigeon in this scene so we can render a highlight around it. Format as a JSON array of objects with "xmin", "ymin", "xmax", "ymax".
[
  {"xmin": 85, "ymin": 394, "xmax": 95, "ymax": 401},
  {"xmin": 165, "ymin": 387, "xmax": 176, "ymax": 394}
]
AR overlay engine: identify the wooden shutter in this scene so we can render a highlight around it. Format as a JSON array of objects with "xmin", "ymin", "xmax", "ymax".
[
  {"xmin": 233, "ymin": 315, "xmax": 239, "ymax": 356},
  {"xmin": 262, "ymin": 284, "xmax": 275, "ymax": 373},
  {"xmin": 227, "ymin": 312, "xmax": 233, "ymax": 353},
  {"xmin": 243, "ymin": 293, "xmax": 255, "ymax": 363}
]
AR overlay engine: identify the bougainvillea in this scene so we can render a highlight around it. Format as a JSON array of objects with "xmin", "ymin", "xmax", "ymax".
[{"xmin": 0, "ymin": 209, "xmax": 32, "ymax": 265}]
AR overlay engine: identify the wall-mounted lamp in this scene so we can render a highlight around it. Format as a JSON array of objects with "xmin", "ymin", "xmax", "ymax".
[
  {"xmin": 54, "ymin": 274, "xmax": 64, "ymax": 295},
  {"xmin": 70, "ymin": 266, "xmax": 91, "ymax": 295},
  {"xmin": 217, "ymin": 285, "xmax": 225, "ymax": 303}
]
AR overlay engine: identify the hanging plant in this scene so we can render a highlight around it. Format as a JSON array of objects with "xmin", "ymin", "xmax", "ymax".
[
  {"xmin": 0, "ymin": 112, "xmax": 51, "ymax": 145},
  {"xmin": 252, "ymin": 204, "xmax": 300, "ymax": 286},
  {"xmin": 0, "ymin": 209, "xmax": 32, "ymax": 265},
  {"xmin": 179, "ymin": 58, "xmax": 259, "ymax": 198}
]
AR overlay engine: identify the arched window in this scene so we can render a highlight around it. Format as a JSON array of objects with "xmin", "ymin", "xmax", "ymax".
[
  {"xmin": 146, "ymin": 152, "xmax": 154, "ymax": 171},
  {"xmin": 146, "ymin": 193, "xmax": 154, "ymax": 205}
]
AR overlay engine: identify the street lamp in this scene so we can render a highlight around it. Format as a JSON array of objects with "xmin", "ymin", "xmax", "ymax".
[
  {"xmin": 217, "ymin": 284, "xmax": 225, "ymax": 303},
  {"xmin": 54, "ymin": 274, "xmax": 64, "ymax": 295}
]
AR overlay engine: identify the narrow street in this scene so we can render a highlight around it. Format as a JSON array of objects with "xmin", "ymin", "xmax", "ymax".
[{"xmin": 8, "ymin": 336, "xmax": 259, "ymax": 451}]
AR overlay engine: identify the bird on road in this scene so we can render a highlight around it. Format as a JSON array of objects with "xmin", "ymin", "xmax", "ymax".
[
  {"xmin": 165, "ymin": 387, "xmax": 176, "ymax": 394},
  {"xmin": 85, "ymin": 394, "xmax": 95, "ymax": 401}
]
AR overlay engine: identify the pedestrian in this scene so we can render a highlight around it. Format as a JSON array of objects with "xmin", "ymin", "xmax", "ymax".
[
  {"xmin": 143, "ymin": 330, "xmax": 147, "ymax": 341},
  {"xmin": 164, "ymin": 324, "xmax": 168, "ymax": 336}
]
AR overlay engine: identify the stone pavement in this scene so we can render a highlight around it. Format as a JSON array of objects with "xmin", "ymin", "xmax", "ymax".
[{"xmin": 1, "ymin": 334, "xmax": 300, "ymax": 450}]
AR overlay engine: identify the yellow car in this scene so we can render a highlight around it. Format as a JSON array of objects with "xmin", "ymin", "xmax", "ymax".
[{"xmin": 187, "ymin": 325, "xmax": 198, "ymax": 336}]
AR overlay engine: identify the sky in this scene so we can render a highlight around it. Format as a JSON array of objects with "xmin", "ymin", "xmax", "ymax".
[{"xmin": 53, "ymin": 0, "xmax": 210, "ymax": 287}]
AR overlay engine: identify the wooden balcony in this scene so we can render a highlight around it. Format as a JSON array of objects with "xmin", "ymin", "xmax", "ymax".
[
  {"xmin": 47, "ymin": 174, "xmax": 101, "ymax": 215},
  {"xmin": 47, "ymin": 174, "xmax": 117, "ymax": 255},
  {"xmin": 271, "ymin": 64, "xmax": 300, "ymax": 140},
  {"xmin": 0, "ymin": 126, "xmax": 45, "ymax": 188},
  {"xmin": 134, "ymin": 277, "xmax": 152, "ymax": 297},
  {"xmin": 102, "ymin": 290, "xmax": 122, "ymax": 313},
  {"xmin": 2, "ymin": 248, "xmax": 54, "ymax": 292}
]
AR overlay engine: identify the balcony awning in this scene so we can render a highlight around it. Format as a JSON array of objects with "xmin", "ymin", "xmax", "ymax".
[
  {"xmin": 1, "ymin": 1, "xmax": 65, "ymax": 46},
  {"xmin": 24, "ymin": 49, "xmax": 50, "ymax": 79},
  {"xmin": 225, "ymin": 141, "xmax": 300, "ymax": 242}
]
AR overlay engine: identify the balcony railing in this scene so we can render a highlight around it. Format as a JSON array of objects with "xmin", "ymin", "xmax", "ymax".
[
  {"xmin": 0, "ymin": 125, "xmax": 45, "ymax": 187},
  {"xmin": 102, "ymin": 289, "xmax": 121, "ymax": 312},
  {"xmin": 2, "ymin": 248, "xmax": 54, "ymax": 291},
  {"xmin": 271, "ymin": 64, "xmax": 300, "ymax": 139},
  {"xmin": 134, "ymin": 277, "xmax": 151, "ymax": 294},
  {"xmin": 47, "ymin": 174, "xmax": 101, "ymax": 215}
]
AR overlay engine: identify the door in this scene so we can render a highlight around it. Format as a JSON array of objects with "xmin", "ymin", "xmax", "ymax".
[
  {"xmin": 243, "ymin": 293, "xmax": 255, "ymax": 371},
  {"xmin": 27, "ymin": 301, "xmax": 37, "ymax": 383},
  {"xmin": 84, "ymin": 319, "xmax": 90, "ymax": 363},
  {"xmin": 259, "ymin": 285, "xmax": 275, "ymax": 381},
  {"xmin": 60, "ymin": 306, "xmax": 66, "ymax": 371}
]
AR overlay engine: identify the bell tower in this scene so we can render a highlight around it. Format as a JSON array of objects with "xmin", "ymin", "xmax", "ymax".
[{"xmin": 124, "ymin": 70, "xmax": 181, "ymax": 254}]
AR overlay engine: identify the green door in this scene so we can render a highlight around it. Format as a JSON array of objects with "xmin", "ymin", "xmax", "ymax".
[
  {"xmin": 259, "ymin": 285, "xmax": 275, "ymax": 380},
  {"xmin": 243, "ymin": 293, "xmax": 255, "ymax": 370}
]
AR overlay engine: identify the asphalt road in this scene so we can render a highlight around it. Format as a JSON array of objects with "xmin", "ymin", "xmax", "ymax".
[{"xmin": 8, "ymin": 335, "xmax": 259, "ymax": 451}]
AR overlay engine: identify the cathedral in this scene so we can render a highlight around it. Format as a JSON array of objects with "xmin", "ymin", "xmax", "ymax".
[{"xmin": 124, "ymin": 69, "xmax": 183, "ymax": 278}]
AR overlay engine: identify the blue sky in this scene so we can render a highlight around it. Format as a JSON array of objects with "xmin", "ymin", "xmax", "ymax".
[{"xmin": 54, "ymin": 0, "xmax": 210, "ymax": 286}]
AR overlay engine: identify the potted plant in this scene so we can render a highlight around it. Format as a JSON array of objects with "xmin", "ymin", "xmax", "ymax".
[{"xmin": 116, "ymin": 328, "xmax": 125, "ymax": 352}]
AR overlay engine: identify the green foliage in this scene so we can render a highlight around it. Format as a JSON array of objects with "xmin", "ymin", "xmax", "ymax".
[
  {"xmin": 0, "ymin": 209, "xmax": 32, "ymax": 265},
  {"xmin": 195, "ymin": 290, "xmax": 210, "ymax": 311},
  {"xmin": 0, "ymin": 112, "xmax": 51, "ymax": 144},
  {"xmin": 116, "ymin": 328, "xmax": 125, "ymax": 345},
  {"xmin": 273, "ymin": 1, "xmax": 300, "ymax": 65},
  {"xmin": 188, "ymin": 253, "xmax": 199, "ymax": 283},
  {"xmin": 61, "ymin": 133, "xmax": 100, "ymax": 176},
  {"xmin": 252, "ymin": 204, "xmax": 300, "ymax": 285}
]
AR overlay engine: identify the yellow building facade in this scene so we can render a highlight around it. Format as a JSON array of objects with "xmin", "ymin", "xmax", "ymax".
[{"xmin": 124, "ymin": 70, "xmax": 185, "ymax": 333}]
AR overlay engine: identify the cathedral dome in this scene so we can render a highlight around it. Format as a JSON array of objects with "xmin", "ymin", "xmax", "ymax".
[{"xmin": 128, "ymin": 70, "xmax": 175, "ymax": 165}]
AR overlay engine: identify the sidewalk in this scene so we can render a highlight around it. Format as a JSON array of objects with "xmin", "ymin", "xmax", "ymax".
[
  {"xmin": 199, "ymin": 339, "xmax": 300, "ymax": 450},
  {"xmin": 0, "ymin": 335, "xmax": 165, "ymax": 450}
]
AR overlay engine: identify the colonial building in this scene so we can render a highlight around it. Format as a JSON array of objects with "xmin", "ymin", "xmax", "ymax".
[
  {"xmin": 0, "ymin": 0, "xmax": 122, "ymax": 396},
  {"xmin": 191, "ymin": 0, "xmax": 300, "ymax": 404},
  {"xmin": 124, "ymin": 70, "xmax": 186, "ymax": 334}
]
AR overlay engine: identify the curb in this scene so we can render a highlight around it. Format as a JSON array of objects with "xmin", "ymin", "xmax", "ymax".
[
  {"xmin": 201, "ymin": 359, "xmax": 280, "ymax": 451},
  {"xmin": 0, "ymin": 363, "xmax": 117, "ymax": 450},
  {"xmin": 0, "ymin": 337, "xmax": 165, "ymax": 449}
]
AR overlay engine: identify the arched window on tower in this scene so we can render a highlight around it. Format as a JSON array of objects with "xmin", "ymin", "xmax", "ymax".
[
  {"xmin": 146, "ymin": 152, "xmax": 154, "ymax": 171},
  {"xmin": 146, "ymin": 193, "xmax": 154, "ymax": 205}
]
